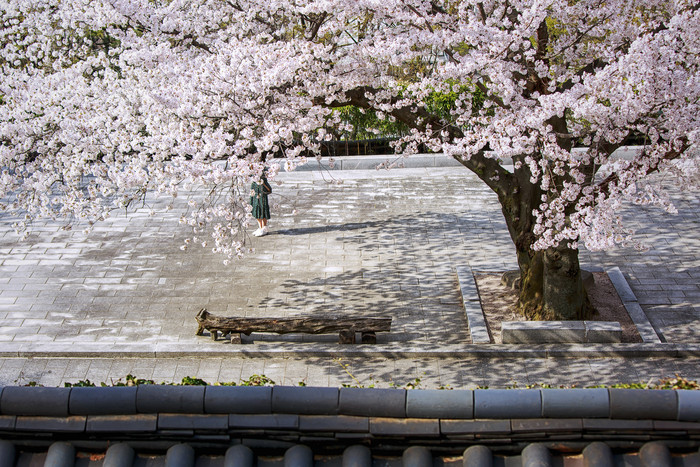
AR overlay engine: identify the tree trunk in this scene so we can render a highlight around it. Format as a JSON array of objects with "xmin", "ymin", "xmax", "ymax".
[
  {"xmin": 515, "ymin": 244, "xmax": 591, "ymax": 320},
  {"xmin": 498, "ymin": 170, "xmax": 593, "ymax": 321}
]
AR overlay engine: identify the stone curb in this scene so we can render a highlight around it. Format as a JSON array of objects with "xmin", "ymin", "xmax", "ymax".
[
  {"xmin": 0, "ymin": 342, "xmax": 699, "ymax": 358},
  {"xmin": 606, "ymin": 267, "xmax": 662, "ymax": 343},
  {"xmin": 456, "ymin": 266, "xmax": 490, "ymax": 344},
  {"xmin": 1, "ymin": 386, "xmax": 699, "ymax": 422}
]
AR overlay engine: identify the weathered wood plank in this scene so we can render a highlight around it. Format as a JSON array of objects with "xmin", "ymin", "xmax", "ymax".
[{"xmin": 195, "ymin": 308, "xmax": 391, "ymax": 344}]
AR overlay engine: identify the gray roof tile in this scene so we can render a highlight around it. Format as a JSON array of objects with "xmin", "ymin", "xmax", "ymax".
[
  {"xmin": 639, "ymin": 442, "xmax": 673, "ymax": 467},
  {"xmin": 165, "ymin": 444, "xmax": 195, "ymax": 467},
  {"xmin": 474, "ymin": 389, "xmax": 541, "ymax": 418},
  {"xmin": 677, "ymin": 390, "xmax": 700, "ymax": 422},
  {"xmin": 224, "ymin": 445, "xmax": 254, "ymax": 467},
  {"xmin": 582, "ymin": 419, "xmax": 654, "ymax": 431},
  {"xmin": 272, "ymin": 386, "xmax": 338, "ymax": 415},
  {"xmin": 406, "ymin": 389, "xmax": 473, "ymax": 419},
  {"xmin": 283, "ymin": 444, "xmax": 313, "ymax": 467},
  {"xmin": 511, "ymin": 418, "xmax": 583, "ymax": 433},
  {"xmin": 342, "ymin": 445, "xmax": 372, "ymax": 466},
  {"xmin": 440, "ymin": 419, "xmax": 511, "ymax": 435},
  {"xmin": 370, "ymin": 417, "xmax": 440, "ymax": 437},
  {"xmin": 229, "ymin": 413, "xmax": 299, "ymax": 430},
  {"xmin": 1, "ymin": 386, "xmax": 699, "ymax": 466},
  {"xmin": 0, "ymin": 416, "xmax": 15, "ymax": 430},
  {"xmin": 582, "ymin": 442, "xmax": 615, "ymax": 467},
  {"xmin": 0, "ymin": 441, "xmax": 14, "ymax": 467},
  {"xmin": 0, "ymin": 387, "xmax": 71, "ymax": 417},
  {"xmin": 103, "ymin": 443, "xmax": 135, "ymax": 467},
  {"xmin": 15, "ymin": 415, "xmax": 86, "ymax": 433},
  {"xmin": 86, "ymin": 414, "xmax": 157, "ymax": 433},
  {"xmin": 45, "ymin": 442, "xmax": 75, "ymax": 467},
  {"xmin": 402, "ymin": 446, "xmax": 433, "ymax": 467},
  {"xmin": 521, "ymin": 443, "xmax": 553, "ymax": 467},
  {"xmin": 609, "ymin": 389, "xmax": 677, "ymax": 420},
  {"xmin": 462, "ymin": 445, "xmax": 493, "ymax": 467},
  {"xmin": 136, "ymin": 385, "xmax": 205, "ymax": 414},
  {"xmin": 69, "ymin": 386, "xmax": 137, "ymax": 415},
  {"xmin": 339, "ymin": 388, "xmax": 406, "ymax": 417},
  {"xmin": 298, "ymin": 415, "xmax": 368, "ymax": 432},
  {"xmin": 205, "ymin": 385, "xmax": 272, "ymax": 414},
  {"xmin": 541, "ymin": 388, "xmax": 609, "ymax": 418},
  {"xmin": 157, "ymin": 413, "xmax": 228, "ymax": 431}
]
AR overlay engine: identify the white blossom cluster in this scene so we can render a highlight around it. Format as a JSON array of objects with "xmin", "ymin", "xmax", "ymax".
[{"xmin": 1, "ymin": 0, "xmax": 698, "ymax": 258}]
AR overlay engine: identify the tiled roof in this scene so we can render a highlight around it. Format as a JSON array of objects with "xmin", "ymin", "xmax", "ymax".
[{"xmin": 0, "ymin": 386, "xmax": 699, "ymax": 465}]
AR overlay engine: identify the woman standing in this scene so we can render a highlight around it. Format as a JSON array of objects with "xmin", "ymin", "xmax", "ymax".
[{"xmin": 250, "ymin": 172, "xmax": 272, "ymax": 237}]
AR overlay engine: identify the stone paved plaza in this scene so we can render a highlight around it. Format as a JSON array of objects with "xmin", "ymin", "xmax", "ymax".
[{"xmin": 0, "ymin": 155, "xmax": 699, "ymax": 387}]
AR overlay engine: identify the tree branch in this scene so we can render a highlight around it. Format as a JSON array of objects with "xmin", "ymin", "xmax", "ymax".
[
  {"xmin": 595, "ymin": 138, "xmax": 690, "ymax": 197},
  {"xmin": 477, "ymin": 3, "xmax": 488, "ymax": 24},
  {"xmin": 306, "ymin": 12, "xmax": 329, "ymax": 41},
  {"xmin": 317, "ymin": 86, "xmax": 514, "ymax": 198}
]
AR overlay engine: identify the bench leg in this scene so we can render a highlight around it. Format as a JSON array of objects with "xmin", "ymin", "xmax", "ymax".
[
  {"xmin": 196, "ymin": 325, "xmax": 204, "ymax": 336},
  {"xmin": 361, "ymin": 332, "xmax": 377, "ymax": 344},
  {"xmin": 210, "ymin": 330, "xmax": 218, "ymax": 341},
  {"xmin": 339, "ymin": 330, "xmax": 355, "ymax": 344},
  {"xmin": 230, "ymin": 333, "xmax": 242, "ymax": 344}
]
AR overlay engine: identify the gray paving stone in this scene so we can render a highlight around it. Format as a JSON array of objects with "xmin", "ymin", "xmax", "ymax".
[{"xmin": 0, "ymin": 158, "xmax": 697, "ymax": 388}]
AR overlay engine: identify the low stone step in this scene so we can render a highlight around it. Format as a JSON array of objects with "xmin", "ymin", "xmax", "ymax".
[{"xmin": 501, "ymin": 321, "xmax": 622, "ymax": 344}]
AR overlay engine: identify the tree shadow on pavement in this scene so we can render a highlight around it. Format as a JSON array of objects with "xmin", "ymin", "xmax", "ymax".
[{"xmin": 253, "ymin": 210, "xmax": 515, "ymax": 345}]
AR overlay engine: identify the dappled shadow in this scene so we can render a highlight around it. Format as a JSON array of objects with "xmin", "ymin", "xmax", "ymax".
[{"xmin": 248, "ymin": 210, "xmax": 517, "ymax": 345}]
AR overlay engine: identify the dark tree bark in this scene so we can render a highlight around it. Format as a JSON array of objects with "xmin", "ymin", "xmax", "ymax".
[{"xmin": 495, "ymin": 148, "xmax": 593, "ymax": 321}]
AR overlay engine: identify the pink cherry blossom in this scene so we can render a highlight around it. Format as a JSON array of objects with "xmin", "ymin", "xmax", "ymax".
[{"xmin": 0, "ymin": 0, "xmax": 697, "ymax": 263}]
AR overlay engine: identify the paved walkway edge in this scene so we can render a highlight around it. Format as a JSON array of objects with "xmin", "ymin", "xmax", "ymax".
[
  {"xmin": 0, "ymin": 265, "xmax": 669, "ymax": 359},
  {"xmin": 1, "ymin": 342, "xmax": 699, "ymax": 358}
]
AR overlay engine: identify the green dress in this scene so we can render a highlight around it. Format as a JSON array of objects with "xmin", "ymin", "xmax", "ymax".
[{"xmin": 250, "ymin": 177, "xmax": 271, "ymax": 219}]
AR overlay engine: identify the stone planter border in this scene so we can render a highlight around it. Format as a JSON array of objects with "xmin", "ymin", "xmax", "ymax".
[{"xmin": 458, "ymin": 266, "xmax": 662, "ymax": 345}]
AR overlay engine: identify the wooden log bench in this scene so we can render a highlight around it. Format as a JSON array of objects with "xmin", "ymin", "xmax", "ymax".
[{"xmin": 195, "ymin": 308, "xmax": 391, "ymax": 344}]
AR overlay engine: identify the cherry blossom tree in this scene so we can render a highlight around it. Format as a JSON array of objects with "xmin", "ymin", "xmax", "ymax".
[{"xmin": 1, "ymin": 0, "xmax": 698, "ymax": 320}]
